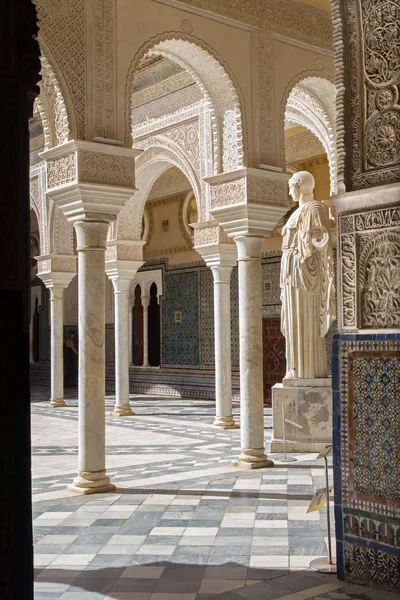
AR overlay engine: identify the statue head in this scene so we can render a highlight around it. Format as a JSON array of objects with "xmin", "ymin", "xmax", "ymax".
[{"xmin": 288, "ymin": 171, "xmax": 315, "ymax": 205}]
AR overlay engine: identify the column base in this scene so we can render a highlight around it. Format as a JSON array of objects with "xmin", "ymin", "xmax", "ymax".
[
  {"xmin": 212, "ymin": 416, "xmax": 239, "ymax": 430},
  {"xmin": 49, "ymin": 398, "xmax": 67, "ymax": 408},
  {"xmin": 232, "ymin": 449, "xmax": 274, "ymax": 469},
  {"xmin": 110, "ymin": 404, "xmax": 135, "ymax": 417},
  {"xmin": 67, "ymin": 470, "xmax": 116, "ymax": 495}
]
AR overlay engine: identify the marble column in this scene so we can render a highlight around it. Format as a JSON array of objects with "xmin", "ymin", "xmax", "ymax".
[
  {"xmin": 41, "ymin": 140, "xmax": 141, "ymax": 495},
  {"xmin": 207, "ymin": 170, "xmax": 290, "ymax": 468},
  {"xmin": 68, "ymin": 220, "xmax": 116, "ymax": 494},
  {"xmin": 37, "ymin": 262, "xmax": 77, "ymax": 408},
  {"xmin": 142, "ymin": 294, "xmax": 149, "ymax": 367},
  {"xmin": 195, "ymin": 240, "xmax": 239, "ymax": 430},
  {"xmin": 49, "ymin": 287, "xmax": 68, "ymax": 407},
  {"xmin": 211, "ymin": 263, "xmax": 239, "ymax": 429},
  {"xmin": 233, "ymin": 235, "xmax": 273, "ymax": 468},
  {"xmin": 106, "ymin": 259, "xmax": 142, "ymax": 416}
]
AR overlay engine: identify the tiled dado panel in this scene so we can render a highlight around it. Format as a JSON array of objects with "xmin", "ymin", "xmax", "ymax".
[
  {"xmin": 333, "ymin": 334, "xmax": 400, "ymax": 590},
  {"xmin": 199, "ymin": 268, "xmax": 239, "ymax": 368},
  {"xmin": 162, "ymin": 270, "xmax": 200, "ymax": 366}
]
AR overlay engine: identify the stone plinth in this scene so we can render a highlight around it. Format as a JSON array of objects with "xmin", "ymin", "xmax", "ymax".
[{"xmin": 270, "ymin": 378, "xmax": 332, "ymax": 453}]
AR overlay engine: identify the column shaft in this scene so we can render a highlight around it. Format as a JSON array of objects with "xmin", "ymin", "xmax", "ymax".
[
  {"xmin": 234, "ymin": 236, "xmax": 273, "ymax": 468},
  {"xmin": 68, "ymin": 220, "xmax": 115, "ymax": 494},
  {"xmin": 49, "ymin": 288, "xmax": 66, "ymax": 407},
  {"xmin": 111, "ymin": 280, "xmax": 134, "ymax": 416},
  {"xmin": 211, "ymin": 265, "xmax": 238, "ymax": 429},
  {"xmin": 142, "ymin": 295, "xmax": 149, "ymax": 367}
]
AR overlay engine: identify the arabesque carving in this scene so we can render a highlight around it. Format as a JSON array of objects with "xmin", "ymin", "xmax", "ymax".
[
  {"xmin": 125, "ymin": 32, "xmax": 246, "ymax": 172},
  {"xmin": 359, "ymin": 231, "xmax": 400, "ymax": 329},
  {"xmin": 80, "ymin": 152, "xmax": 136, "ymax": 188},
  {"xmin": 36, "ymin": 0, "xmax": 84, "ymax": 138},
  {"xmin": 340, "ymin": 0, "xmax": 400, "ymax": 190}
]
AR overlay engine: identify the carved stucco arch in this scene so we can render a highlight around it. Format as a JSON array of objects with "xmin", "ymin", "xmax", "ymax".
[
  {"xmin": 125, "ymin": 32, "xmax": 247, "ymax": 173},
  {"xmin": 116, "ymin": 144, "xmax": 200, "ymax": 242},
  {"xmin": 49, "ymin": 203, "xmax": 75, "ymax": 255},
  {"xmin": 282, "ymin": 72, "xmax": 337, "ymax": 195},
  {"xmin": 36, "ymin": 39, "xmax": 77, "ymax": 148},
  {"xmin": 30, "ymin": 197, "xmax": 42, "ymax": 252}
]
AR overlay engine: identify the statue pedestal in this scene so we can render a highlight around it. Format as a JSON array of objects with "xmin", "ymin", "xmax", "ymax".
[{"xmin": 269, "ymin": 378, "xmax": 332, "ymax": 454}]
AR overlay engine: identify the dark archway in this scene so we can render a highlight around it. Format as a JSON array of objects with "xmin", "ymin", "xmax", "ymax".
[
  {"xmin": 133, "ymin": 284, "xmax": 143, "ymax": 365},
  {"xmin": 148, "ymin": 282, "xmax": 160, "ymax": 367}
]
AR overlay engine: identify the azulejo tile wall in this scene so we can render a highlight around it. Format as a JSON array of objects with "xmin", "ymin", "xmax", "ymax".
[
  {"xmin": 200, "ymin": 269, "xmax": 214, "ymax": 365},
  {"xmin": 162, "ymin": 267, "xmax": 200, "ymax": 365},
  {"xmin": 333, "ymin": 334, "xmax": 400, "ymax": 590}
]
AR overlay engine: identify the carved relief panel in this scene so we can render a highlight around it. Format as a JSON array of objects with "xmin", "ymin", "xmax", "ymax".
[
  {"xmin": 338, "ymin": 205, "xmax": 400, "ymax": 330},
  {"xmin": 340, "ymin": 0, "xmax": 400, "ymax": 190}
]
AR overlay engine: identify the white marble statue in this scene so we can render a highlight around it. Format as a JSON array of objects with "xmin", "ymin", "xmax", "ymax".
[{"xmin": 281, "ymin": 171, "xmax": 335, "ymax": 380}]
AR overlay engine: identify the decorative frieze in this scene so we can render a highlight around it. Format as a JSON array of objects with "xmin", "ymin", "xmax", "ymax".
[
  {"xmin": 206, "ymin": 167, "xmax": 290, "ymax": 211},
  {"xmin": 337, "ymin": 202, "xmax": 400, "ymax": 330},
  {"xmin": 193, "ymin": 221, "xmax": 231, "ymax": 248},
  {"xmin": 336, "ymin": 0, "xmax": 400, "ymax": 190},
  {"xmin": 105, "ymin": 242, "xmax": 145, "ymax": 263}
]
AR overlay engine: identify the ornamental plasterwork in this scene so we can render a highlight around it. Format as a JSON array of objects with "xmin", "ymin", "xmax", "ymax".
[
  {"xmin": 133, "ymin": 102, "xmax": 203, "ymax": 140},
  {"xmin": 52, "ymin": 206, "xmax": 74, "ymax": 255},
  {"xmin": 148, "ymin": 167, "xmax": 191, "ymax": 201},
  {"xmin": 338, "ymin": 0, "xmax": 400, "ymax": 190},
  {"xmin": 210, "ymin": 178, "xmax": 246, "ymax": 210},
  {"xmin": 133, "ymin": 85, "xmax": 203, "ymax": 129},
  {"xmin": 284, "ymin": 77, "xmax": 337, "ymax": 194},
  {"xmin": 79, "ymin": 152, "xmax": 136, "ymax": 188},
  {"xmin": 338, "ymin": 205, "xmax": 400, "ymax": 331},
  {"xmin": 209, "ymin": 173, "xmax": 288, "ymax": 210},
  {"xmin": 132, "ymin": 69, "xmax": 199, "ymax": 111},
  {"xmin": 37, "ymin": 55, "xmax": 71, "ymax": 149},
  {"xmin": 46, "ymin": 149, "xmax": 136, "ymax": 190},
  {"xmin": 246, "ymin": 176, "xmax": 288, "ymax": 206},
  {"xmin": 285, "ymin": 130, "xmax": 325, "ymax": 164},
  {"xmin": 93, "ymin": 0, "xmax": 116, "ymax": 139},
  {"xmin": 359, "ymin": 231, "xmax": 400, "ymax": 329},
  {"xmin": 36, "ymin": 0, "xmax": 84, "ymax": 138},
  {"xmin": 193, "ymin": 223, "xmax": 231, "ymax": 247},
  {"xmin": 105, "ymin": 244, "xmax": 144, "ymax": 262},
  {"xmin": 125, "ymin": 33, "xmax": 246, "ymax": 172},
  {"xmin": 46, "ymin": 153, "xmax": 76, "ymax": 188}
]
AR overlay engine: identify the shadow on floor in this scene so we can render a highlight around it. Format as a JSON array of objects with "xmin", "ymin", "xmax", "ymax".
[{"xmin": 34, "ymin": 561, "xmax": 353, "ymax": 600}]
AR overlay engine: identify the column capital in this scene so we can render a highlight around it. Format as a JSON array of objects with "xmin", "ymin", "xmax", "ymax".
[
  {"xmin": 40, "ymin": 140, "xmax": 142, "ymax": 223},
  {"xmin": 36, "ymin": 254, "xmax": 77, "ymax": 289},
  {"xmin": 206, "ymin": 167, "xmax": 290, "ymax": 238},
  {"xmin": 195, "ymin": 243, "xmax": 237, "ymax": 270}
]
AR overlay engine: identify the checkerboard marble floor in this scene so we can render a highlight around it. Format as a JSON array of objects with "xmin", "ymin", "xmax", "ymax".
[{"xmin": 31, "ymin": 387, "xmax": 397, "ymax": 600}]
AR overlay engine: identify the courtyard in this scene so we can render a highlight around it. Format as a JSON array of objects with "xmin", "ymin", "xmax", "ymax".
[{"xmin": 31, "ymin": 389, "xmax": 394, "ymax": 600}]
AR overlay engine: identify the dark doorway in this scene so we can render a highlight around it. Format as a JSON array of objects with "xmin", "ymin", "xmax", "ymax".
[
  {"xmin": 133, "ymin": 284, "xmax": 143, "ymax": 365},
  {"xmin": 148, "ymin": 282, "xmax": 160, "ymax": 366},
  {"xmin": 262, "ymin": 317, "xmax": 286, "ymax": 405}
]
